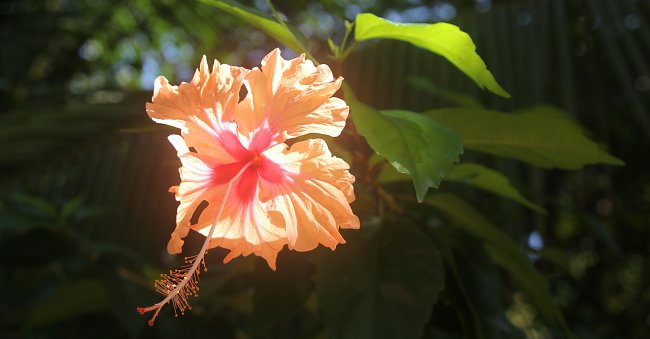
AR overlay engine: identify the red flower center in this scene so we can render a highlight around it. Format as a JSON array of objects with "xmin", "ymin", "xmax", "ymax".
[
  {"xmin": 251, "ymin": 154, "xmax": 264, "ymax": 167},
  {"xmin": 210, "ymin": 128, "xmax": 286, "ymax": 202}
]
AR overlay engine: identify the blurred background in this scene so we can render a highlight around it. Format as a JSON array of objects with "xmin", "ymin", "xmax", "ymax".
[{"xmin": 1, "ymin": 0, "xmax": 649, "ymax": 338}]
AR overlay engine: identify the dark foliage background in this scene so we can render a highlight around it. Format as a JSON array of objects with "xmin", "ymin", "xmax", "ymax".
[{"xmin": 1, "ymin": 0, "xmax": 648, "ymax": 338}]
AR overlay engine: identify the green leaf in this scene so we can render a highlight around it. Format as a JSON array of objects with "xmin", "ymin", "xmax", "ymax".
[
  {"xmin": 0, "ymin": 191, "xmax": 65, "ymax": 231},
  {"xmin": 25, "ymin": 279, "xmax": 109, "ymax": 327},
  {"xmin": 346, "ymin": 85, "xmax": 463, "ymax": 202},
  {"xmin": 376, "ymin": 160, "xmax": 411, "ymax": 183},
  {"xmin": 376, "ymin": 162, "xmax": 546, "ymax": 213},
  {"xmin": 354, "ymin": 13, "xmax": 510, "ymax": 98},
  {"xmin": 428, "ymin": 105, "xmax": 624, "ymax": 169},
  {"xmin": 251, "ymin": 251, "xmax": 320, "ymax": 337},
  {"xmin": 0, "ymin": 97, "xmax": 144, "ymax": 176},
  {"xmin": 101, "ymin": 269, "xmax": 151, "ymax": 338},
  {"xmin": 430, "ymin": 229, "xmax": 525, "ymax": 339},
  {"xmin": 200, "ymin": 0, "xmax": 307, "ymax": 55},
  {"xmin": 408, "ymin": 76, "xmax": 485, "ymax": 109},
  {"xmin": 0, "ymin": 191, "xmax": 57, "ymax": 221},
  {"xmin": 425, "ymin": 193, "xmax": 572, "ymax": 337},
  {"xmin": 539, "ymin": 247, "xmax": 571, "ymax": 274},
  {"xmin": 446, "ymin": 163, "xmax": 546, "ymax": 213},
  {"xmin": 312, "ymin": 221, "xmax": 444, "ymax": 339}
]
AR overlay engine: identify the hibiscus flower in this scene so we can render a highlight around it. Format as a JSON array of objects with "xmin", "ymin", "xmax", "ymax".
[{"xmin": 138, "ymin": 49, "xmax": 359, "ymax": 325}]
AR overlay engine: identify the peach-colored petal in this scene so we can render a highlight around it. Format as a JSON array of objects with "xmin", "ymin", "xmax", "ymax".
[
  {"xmin": 146, "ymin": 56, "xmax": 249, "ymax": 159},
  {"xmin": 165, "ymin": 135, "xmax": 225, "ymax": 253},
  {"xmin": 181, "ymin": 166, "xmax": 287, "ymax": 269},
  {"xmin": 263, "ymin": 139, "xmax": 359, "ymax": 252},
  {"xmin": 199, "ymin": 195, "xmax": 286, "ymax": 270},
  {"xmin": 235, "ymin": 49, "xmax": 349, "ymax": 146}
]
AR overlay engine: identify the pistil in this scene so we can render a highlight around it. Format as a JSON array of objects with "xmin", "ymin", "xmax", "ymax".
[{"xmin": 137, "ymin": 162, "xmax": 252, "ymax": 326}]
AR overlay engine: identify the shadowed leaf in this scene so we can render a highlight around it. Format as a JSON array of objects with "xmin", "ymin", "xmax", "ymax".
[
  {"xmin": 251, "ymin": 251, "xmax": 321, "ymax": 337},
  {"xmin": 425, "ymin": 193, "xmax": 572, "ymax": 337},
  {"xmin": 446, "ymin": 163, "xmax": 546, "ymax": 213},
  {"xmin": 312, "ymin": 221, "xmax": 444, "ymax": 339},
  {"xmin": 377, "ymin": 162, "xmax": 545, "ymax": 213},
  {"xmin": 428, "ymin": 106, "xmax": 624, "ymax": 169},
  {"xmin": 430, "ymin": 229, "xmax": 525, "ymax": 339},
  {"xmin": 408, "ymin": 76, "xmax": 485, "ymax": 109},
  {"xmin": 25, "ymin": 279, "xmax": 109, "ymax": 328}
]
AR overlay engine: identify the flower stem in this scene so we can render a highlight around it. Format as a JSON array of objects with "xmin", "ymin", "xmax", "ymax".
[{"xmin": 137, "ymin": 163, "xmax": 251, "ymax": 326}]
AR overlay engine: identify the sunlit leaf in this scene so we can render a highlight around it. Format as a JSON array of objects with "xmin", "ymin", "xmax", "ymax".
[
  {"xmin": 428, "ymin": 105, "xmax": 624, "ymax": 169},
  {"xmin": 446, "ymin": 163, "xmax": 545, "ymax": 213},
  {"xmin": 425, "ymin": 193, "xmax": 572, "ymax": 337},
  {"xmin": 200, "ymin": 0, "xmax": 308, "ymax": 54},
  {"xmin": 346, "ymin": 85, "xmax": 462, "ymax": 202},
  {"xmin": 354, "ymin": 13, "xmax": 510, "ymax": 98},
  {"xmin": 312, "ymin": 221, "xmax": 444, "ymax": 339}
]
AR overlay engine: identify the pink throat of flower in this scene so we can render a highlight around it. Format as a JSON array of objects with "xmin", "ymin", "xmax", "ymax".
[
  {"xmin": 251, "ymin": 154, "xmax": 264, "ymax": 167},
  {"xmin": 210, "ymin": 127, "xmax": 288, "ymax": 203}
]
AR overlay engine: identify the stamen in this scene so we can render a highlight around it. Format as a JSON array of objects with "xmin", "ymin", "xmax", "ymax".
[{"xmin": 137, "ymin": 162, "xmax": 252, "ymax": 326}]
